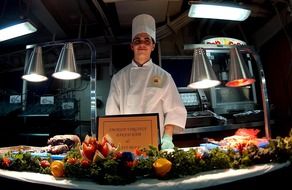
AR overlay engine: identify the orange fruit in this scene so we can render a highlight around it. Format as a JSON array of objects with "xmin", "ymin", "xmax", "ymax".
[
  {"xmin": 153, "ymin": 158, "xmax": 172, "ymax": 177},
  {"xmin": 50, "ymin": 160, "xmax": 65, "ymax": 177}
]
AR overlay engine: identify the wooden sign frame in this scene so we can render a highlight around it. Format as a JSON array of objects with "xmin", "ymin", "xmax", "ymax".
[{"xmin": 98, "ymin": 113, "xmax": 160, "ymax": 152}]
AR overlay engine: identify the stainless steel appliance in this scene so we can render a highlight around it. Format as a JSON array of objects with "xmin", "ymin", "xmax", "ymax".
[
  {"xmin": 178, "ymin": 87, "xmax": 220, "ymax": 127},
  {"xmin": 206, "ymin": 48, "xmax": 258, "ymax": 115},
  {"xmin": 178, "ymin": 87, "xmax": 213, "ymax": 112},
  {"xmin": 210, "ymin": 86, "xmax": 256, "ymax": 114}
]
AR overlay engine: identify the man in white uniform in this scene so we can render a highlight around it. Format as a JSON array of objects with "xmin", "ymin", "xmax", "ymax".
[{"xmin": 105, "ymin": 14, "xmax": 187, "ymax": 150}]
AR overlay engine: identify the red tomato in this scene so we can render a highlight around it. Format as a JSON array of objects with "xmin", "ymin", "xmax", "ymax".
[
  {"xmin": 195, "ymin": 153, "xmax": 203, "ymax": 159},
  {"xmin": 236, "ymin": 143, "xmax": 247, "ymax": 153},
  {"xmin": 126, "ymin": 161, "xmax": 134, "ymax": 168},
  {"xmin": 66, "ymin": 157, "xmax": 78, "ymax": 165},
  {"xmin": 40, "ymin": 160, "xmax": 51, "ymax": 168},
  {"xmin": 133, "ymin": 147, "xmax": 146, "ymax": 157},
  {"xmin": 80, "ymin": 159, "xmax": 91, "ymax": 168},
  {"xmin": 82, "ymin": 142, "xmax": 96, "ymax": 160},
  {"xmin": 126, "ymin": 160, "xmax": 138, "ymax": 168},
  {"xmin": 2, "ymin": 157, "xmax": 11, "ymax": 168}
]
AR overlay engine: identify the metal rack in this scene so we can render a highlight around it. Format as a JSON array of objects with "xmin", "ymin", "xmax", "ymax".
[
  {"xmin": 22, "ymin": 39, "xmax": 97, "ymax": 137},
  {"xmin": 181, "ymin": 44, "xmax": 271, "ymax": 139}
]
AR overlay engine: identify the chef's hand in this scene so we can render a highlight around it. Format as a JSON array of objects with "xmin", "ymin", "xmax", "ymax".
[{"xmin": 161, "ymin": 134, "xmax": 174, "ymax": 150}]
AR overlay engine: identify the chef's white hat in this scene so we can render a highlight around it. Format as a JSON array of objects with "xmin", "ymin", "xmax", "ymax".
[{"xmin": 132, "ymin": 14, "xmax": 156, "ymax": 43}]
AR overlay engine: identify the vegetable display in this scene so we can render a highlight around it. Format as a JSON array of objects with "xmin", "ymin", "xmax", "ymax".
[{"xmin": 0, "ymin": 129, "xmax": 292, "ymax": 185}]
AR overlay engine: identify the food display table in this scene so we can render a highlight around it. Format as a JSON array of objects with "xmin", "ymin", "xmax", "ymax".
[{"xmin": 0, "ymin": 161, "xmax": 289, "ymax": 190}]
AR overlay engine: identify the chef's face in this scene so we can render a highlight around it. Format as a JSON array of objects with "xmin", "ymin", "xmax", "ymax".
[{"xmin": 131, "ymin": 33, "xmax": 155, "ymax": 62}]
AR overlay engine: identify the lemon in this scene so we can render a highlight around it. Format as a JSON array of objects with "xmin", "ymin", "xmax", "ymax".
[{"xmin": 153, "ymin": 158, "xmax": 172, "ymax": 177}]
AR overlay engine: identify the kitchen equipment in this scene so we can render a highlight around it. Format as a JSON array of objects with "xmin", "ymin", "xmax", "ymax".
[
  {"xmin": 178, "ymin": 87, "xmax": 206, "ymax": 112},
  {"xmin": 178, "ymin": 87, "xmax": 222, "ymax": 128},
  {"xmin": 210, "ymin": 86, "xmax": 256, "ymax": 115}
]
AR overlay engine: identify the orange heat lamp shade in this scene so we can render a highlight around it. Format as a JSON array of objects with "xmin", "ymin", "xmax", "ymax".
[
  {"xmin": 226, "ymin": 47, "xmax": 255, "ymax": 87},
  {"xmin": 226, "ymin": 78, "xmax": 255, "ymax": 87}
]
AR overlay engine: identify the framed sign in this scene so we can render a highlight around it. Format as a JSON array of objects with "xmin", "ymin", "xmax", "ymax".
[{"xmin": 98, "ymin": 113, "xmax": 160, "ymax": 152}]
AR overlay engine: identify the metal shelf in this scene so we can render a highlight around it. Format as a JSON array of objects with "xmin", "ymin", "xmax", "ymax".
[{"xmin": 19, "ymin": 114, "xmax": 50, "ymax": 117}]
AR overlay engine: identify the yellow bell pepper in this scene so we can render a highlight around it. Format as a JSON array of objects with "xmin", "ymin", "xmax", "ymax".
[
  {"xmin": 153, "ymin": 158, "xmax": 172, "ymax": 177},
  {"xmin": 50, "ymin": 160, "xmax": 65, "ymax": 177}
]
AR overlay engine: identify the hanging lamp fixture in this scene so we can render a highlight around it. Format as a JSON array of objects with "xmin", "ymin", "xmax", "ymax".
[
  {"xmin": 188, "ymin": 1, "xmax": 251, "ymax": 21},
  {"xmin": 226, "ymin": 47, "xmax": 255, "ymax": 87},
  {"xmin": 22, "ymin": 46, "xmax": 48, "ymax": 82},
  {"xmin": 188, "ymin": 48, "xmax": 221, "ymax": 89},
  {"xmin": 52, "ymin": 42, "xmax": 81, "ymax": 80}
]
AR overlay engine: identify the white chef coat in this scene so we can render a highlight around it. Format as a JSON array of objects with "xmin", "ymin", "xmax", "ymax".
[{"xmin": 105, "ymin": 59, "xmax": 187, "ymax": 137}]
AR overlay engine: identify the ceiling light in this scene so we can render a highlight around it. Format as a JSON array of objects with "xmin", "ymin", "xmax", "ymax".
[
  {"xmin": 226, "ymin": 47, "xmax": 255, "ymax": 87},
  {"xmin": 188, "ymin": 48, "xmax": 221, "ymax": 89},
  {"xmin": 0, "ymin": 21, "xmax": 37, "ymax": 42},
  {"xmin": 188, "ymin": 1, "xmax": 251, "ymax": 21},
  {"xmin": 52, "ymin": 43, "xmax": 81, "ymax": 80},
  {"xmin": 22, "ymin": 46, "xmax": 48, "ymax": 82}
]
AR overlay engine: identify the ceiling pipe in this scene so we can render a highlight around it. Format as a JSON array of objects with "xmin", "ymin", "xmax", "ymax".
[
  {"xmin": 252, "ymin": 5, "xmax": 292, "ymax": 48},
  {"xmin": 157, "ymin": 10, "xmax": 192, "ymax": 40},
  {"xmin": 29, "ymin": 0, "xmax": 66, "ymax": 38},
  {"xmin": 91, "ymin": 0, "xmax": 116, "ymax": 42}
]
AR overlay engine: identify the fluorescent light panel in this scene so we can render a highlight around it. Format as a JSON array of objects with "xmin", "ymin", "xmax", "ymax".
[
  {"xmin": 188, "ymin": 4, "xmax": 251, "ymax": 21},
  {"xmin": 0, "ymin": 21, "xmax": 37, "ymax": 42}
]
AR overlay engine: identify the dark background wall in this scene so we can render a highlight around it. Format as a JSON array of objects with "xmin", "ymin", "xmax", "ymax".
[{"xmin": 260, "ymin": 30, "xmax": 292, "ymax": 137}]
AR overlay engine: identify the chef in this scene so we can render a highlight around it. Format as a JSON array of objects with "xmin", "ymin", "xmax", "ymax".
[{"xmin": 105, "ymin": 14, "xmax": 187, "ymax": 150}]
